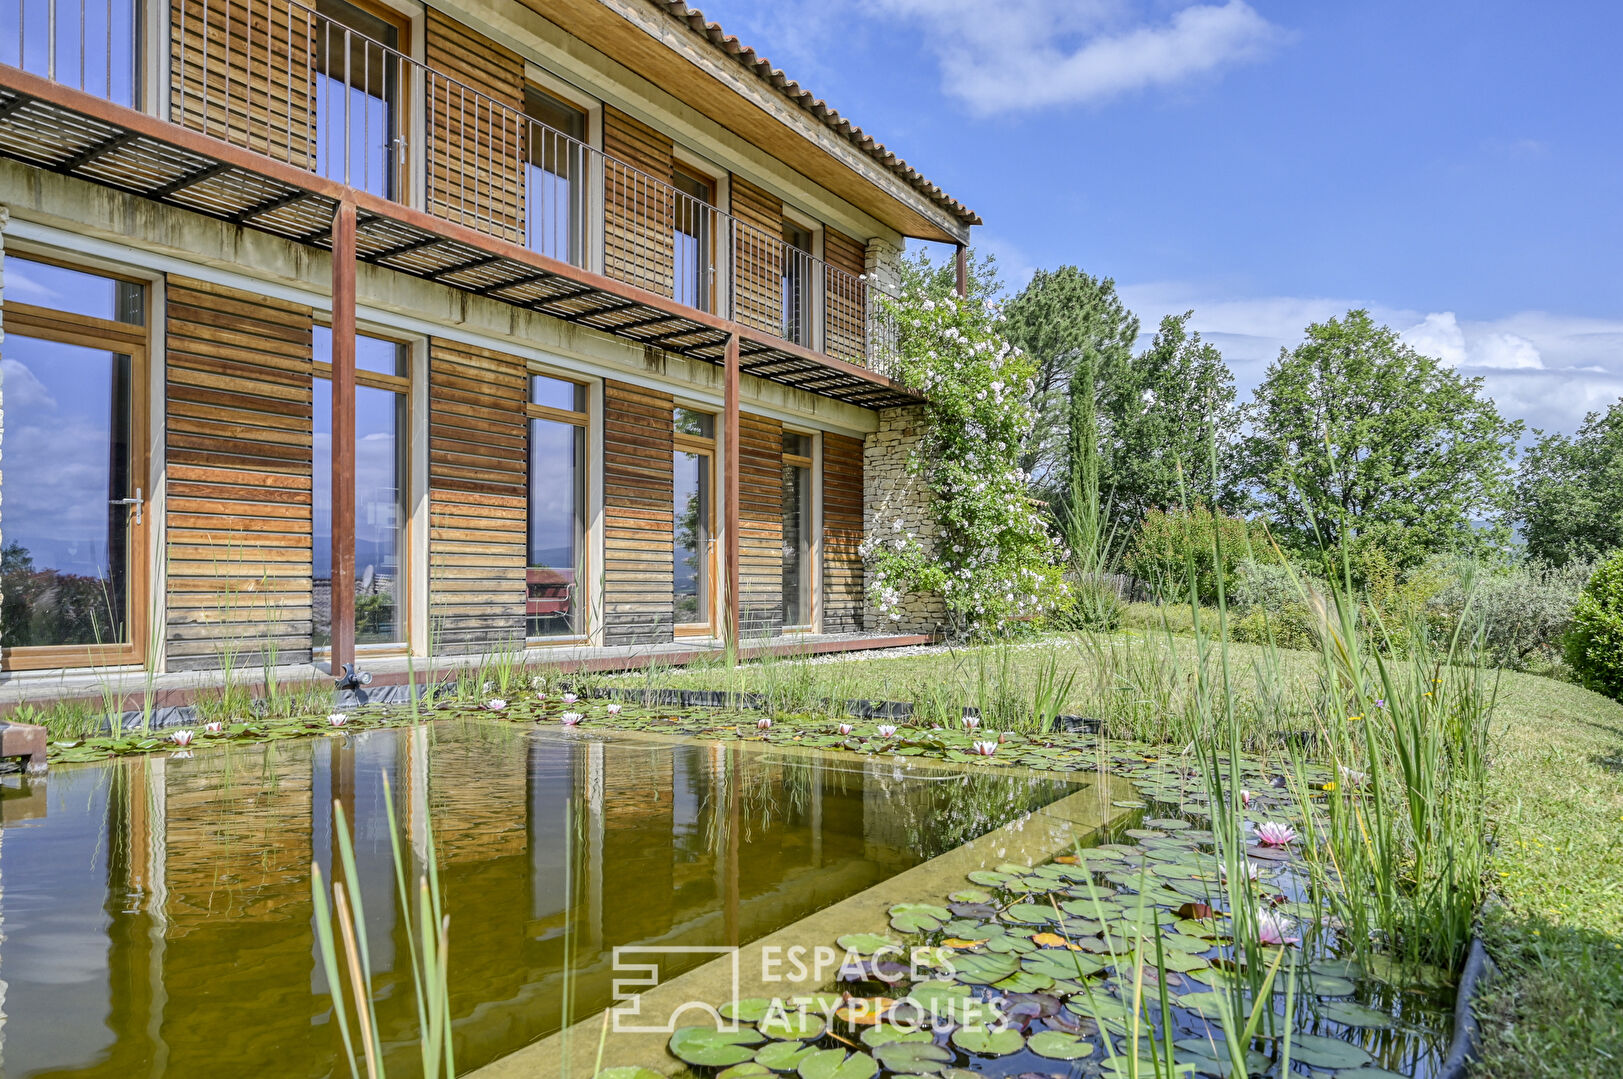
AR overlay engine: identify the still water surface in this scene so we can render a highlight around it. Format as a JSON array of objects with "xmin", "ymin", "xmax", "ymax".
[{"xmin": 0, "ymin": 722, "xmax": 1079, "ymax": 1076}]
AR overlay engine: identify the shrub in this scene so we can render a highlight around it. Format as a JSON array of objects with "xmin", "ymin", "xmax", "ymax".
[
  {"xmin": 1565, "ymin": 550, "xmax": 1623, "ymax": 700},
  {"xmin": 1425, "ymin": 557, "xmax": 1589, "ymax": 673},
  {"xmin": 1125, "ymin": 505, "xmax": 1274, "ymax": 605}
]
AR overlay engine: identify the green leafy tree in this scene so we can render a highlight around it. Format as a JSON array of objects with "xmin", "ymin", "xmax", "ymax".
[
  {"xmin": 1566, "ymin": 549, "xmax": 1623, "ymax": 701},
  {"xmin": 1003, "ymin": 266, "xmax": 1139, "ymax": 489},
  {"xmin": 1242, "ymin": 309, "xmax": 1522, "ymax": 569},
  {"xmin": 1104, "ymin": 311, "xmax": 1242, "ymax": 527},
  {"xmin": 1515, "ymin": 398, "xmax": 1623, "ymax": 566}
]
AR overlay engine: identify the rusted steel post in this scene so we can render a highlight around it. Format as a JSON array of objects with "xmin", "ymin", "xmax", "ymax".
[
  {"xmin": 723, "ymin": 332, "xmax": 741, "ymax": 647},
  {"xmin": 331, "ymin": 200, "xmax": 358, "ymax": 675},
  {"xmin": 955, "ymin": 242, "xmax": 968, "ymax": 298}
]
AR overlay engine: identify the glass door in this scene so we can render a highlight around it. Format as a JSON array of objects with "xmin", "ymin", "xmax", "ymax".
[
  {"xmin": 0, "ymin": 258, "xmax": 149, "ymax": 669},
  {"xmin": 672, "ymin": 409, "xmax": 716, "ymax": 636}
]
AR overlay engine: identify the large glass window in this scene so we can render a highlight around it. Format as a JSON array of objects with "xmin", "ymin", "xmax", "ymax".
[
  {"xmin": 673, "ymin": 169, "xmax": 714, "ymax": 313},
  {"xmin": 314, "ymin": 0, "xmax": 404, "ymax": 198},
  {"xmin": 2, "ymin": 0, "xmax": 140, "ymax": 106},
  {"xmin": 313, "ymin": 328, "xmax": 409, "ymax": 649},
  {"xmin": 781, "ymin": 224, "xmax": 814, "ymax": 346},
  {"xmin": 524, "ymin": 87, "xmax": 589, "ymax": 267},
  {"xmin": 781, "ymin": 433, "xmax": 813, "ymax": 628},
  {"xmin": 0, "ymin": 257, "xmax": 147, "ymax": 666},
  {"xmin": 527, "ymin": 375, "xmax": 588, "ymax": 638},
  {"xmin": 673, "ymin": 409, "xmax": 715, "ymax": 632}
]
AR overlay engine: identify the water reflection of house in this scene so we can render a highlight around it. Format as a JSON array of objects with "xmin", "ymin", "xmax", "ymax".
[{"xmin": 0, "ymin": 732, "xmax": 1024, "ymax": 1076}]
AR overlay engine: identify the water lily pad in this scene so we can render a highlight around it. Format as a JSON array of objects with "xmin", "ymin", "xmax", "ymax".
[
  {"xmin": 949, "ymin": 951, "xmax": 1020, "ymax": 985},
  {"xmin": 1313, "ymin": 999, "xmax": 1396, "ymax": 1029},
  {"xmin": 594, "ymin": 1069, "xmax": 666, "ymax": 1079},
  {"xmin": 890, "ymin": 903, "xmax": 951, "ymax": 934},
  {"xmin": 1001, "ymin": 902, "xmax": 1059, "ymax": 924},
  {"xmin": 669, "ymin": 1026, "xmax": 765, "ymax": 1067},
  {"xmin": 837, "ymin": 933, "xmax": 900, "ymax": 955},
  {"xmin": 720, "ymin": 999, "xmax": 774, "ymax": 1022},
  {"xmin": 1023, "ymin": 949, "xmax": 1105, "ymax": 980},
  {"xmin": 796, "ymin": 1049, "xmax": 877, "ymax": 1079},
  {"xmin": 948, "ymin": 888, "xmax": 991, "ymax": 903},
  {"xmin": 966, "ymin": 870, "xmax": 1011, "ymax": 887},
  {"xmin": 1287, "ymin": 1033, "xmax": 1372, "ymax": 1069},
  {"xmin": 860, "ymin": 1025, "xmax": 935, "ymax": 1048},
  {"xmin": 948, "ymin": 1027, "xmax": 1024, "ymax": 1056},
  {"xmin": 992, "ymin": 970, "xmax": 1055, "ymax": 993},
  {"xmin": 754, "ymin": 1041, "xmax": 817, "ymax": 1072},
  {"xmin": 718, "ymin": 1067, "xmax": 772, "ymax": 1079},
  {"xmin": 1026, "ymin": 1029, "xmax": 1094, "ymax": 1059},
  {"xmin": 759, "ymin": 1011, "xmax": 826, "ymax": 1041},
  {"xmin": 872, "ymin": 1041, "xmax": 953, "ymax": 1074}
]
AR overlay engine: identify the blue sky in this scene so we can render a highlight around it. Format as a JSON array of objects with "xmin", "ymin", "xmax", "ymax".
[{"xmin": 696, "ymin": 0, "xmax": 1623, "ymax": 437}]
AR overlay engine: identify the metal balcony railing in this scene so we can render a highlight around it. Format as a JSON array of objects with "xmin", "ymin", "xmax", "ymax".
[{"xmin": 1, "ymin": 0, "xmax": 901, "ymax": 372}]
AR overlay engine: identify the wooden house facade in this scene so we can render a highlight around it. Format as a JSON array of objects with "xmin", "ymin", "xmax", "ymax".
[{"xmin": 0, "ymin": 0, "xmax": 978, "ymax": 677}]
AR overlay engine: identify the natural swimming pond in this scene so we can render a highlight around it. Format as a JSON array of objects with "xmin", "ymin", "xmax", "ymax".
[{"xmin": 0, "ymin": 721, "xmax": 1082, "ymax": 1077}]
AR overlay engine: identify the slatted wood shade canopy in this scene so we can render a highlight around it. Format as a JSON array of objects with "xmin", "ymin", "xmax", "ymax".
[{"xmin": 0, "ymin": 72, "xmax": 920, "ymax": 409}]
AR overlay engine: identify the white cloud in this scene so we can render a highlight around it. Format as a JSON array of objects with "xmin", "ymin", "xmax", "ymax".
[
  {"xmin": 1402, "ymin": 313, "xmax": 1544, "ymax": 370},
  {"xmin": 1401, "ymin": 312, "xmax": 1470, "ymax": 367},
  {"xmin": 703, "ymin": 0, "xmax": 1286, "ymax": 115},
  {"xmin": 877, "ymin": 0, "xmax": 1286, "ymax": 114}
]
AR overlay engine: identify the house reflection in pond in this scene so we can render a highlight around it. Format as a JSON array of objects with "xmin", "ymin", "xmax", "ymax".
[{"xmin": 0, "ymin": 728, "xmax": 1077, "ymax": 1076}]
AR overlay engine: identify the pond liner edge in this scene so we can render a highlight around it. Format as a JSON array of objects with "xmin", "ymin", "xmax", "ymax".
[{"xmin": 1438, "ymin": 934, "xmax": 1496, "ymax": 1079}]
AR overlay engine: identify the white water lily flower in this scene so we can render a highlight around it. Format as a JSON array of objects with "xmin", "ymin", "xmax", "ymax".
[
  {"xmin": 876, "ymin": 724, "xmax": 898, "ymax": 739},
  {"xmin": 971, "ymin": 741, "xmax": 998, "ymax": 756},
  {"xmin": 486, "ymin": 698, "xmax": 507, "ymax": 711},
  {"xmin": 559, "ymin": 713, "xmax": 583, "ymax": 726},
  {"xmin": 170, "ymin": 729, "xmax": 195, "ymax": 746},
  {"xmin": 327, "ymin": 713, "xmax": 349, "ymax": 727},
  {"xmin": 605, "ymin": 703, "xmax": 623, "ymax": 715}
]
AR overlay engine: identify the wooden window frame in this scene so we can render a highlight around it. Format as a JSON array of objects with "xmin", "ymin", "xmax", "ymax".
[
  {"xmin": 313, "ymin": 325, "xmax": 414, "ymax": 657},
  {"xmin": 672, "ymin": 411, "xmax": 718, "ymax": 638},
  {"xmin": 672, "ymin": 165, "xmax": 718, "ymax": 315},
  {"xmin": 0, "ymin": 303, "xmax": 151, "ymax": 671},
  {"xmin": 524, "ymin": 370, "xmax": 592, "ymax": 646},
  {"xmin": 313, "ymin": 0, "xmax": 414, "ymax": 201},
  {"xmin": 781, "ymin": 430, "xmax": 816, "ymax": 633}
]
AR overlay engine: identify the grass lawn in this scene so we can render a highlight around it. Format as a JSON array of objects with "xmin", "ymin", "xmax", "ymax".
[{"xmin": 624, "ymin": 629, "xmax": 1623, "ymax": 1078}]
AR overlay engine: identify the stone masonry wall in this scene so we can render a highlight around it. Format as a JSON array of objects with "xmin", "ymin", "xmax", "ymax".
[{"xmin": 863, "ymin": 404, "xmax": 948, "ymax": 635}]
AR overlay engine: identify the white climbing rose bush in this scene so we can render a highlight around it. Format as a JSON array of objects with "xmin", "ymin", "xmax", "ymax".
[{"xmin": 862, "ymin": 253, "xmax": 1069, "ymax": 637}]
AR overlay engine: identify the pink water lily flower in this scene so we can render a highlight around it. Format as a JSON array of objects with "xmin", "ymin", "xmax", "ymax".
[
  {"xmin": 876, "ymin": 724, "xmax": 898, "ymax": 739},
  {"xmin": 170, "ymin": 729, "xmax": 195, "ymax": 746},
  {"xmin": 837, "ymin": 722, "xmax": 854, "ymax": 736},
  {"xmin": 1256, "ymin": 821, "xmax": 1297, "ymax": 847},
  {"xmin": 1241, "ymin": 789, "xmax": 1252, "ymax": 808},
  {"xmin": 561, "ymin": 693, "xmax": 579, "ymax": 704},
  {"xmin": 757, "ymin": 717, "xmax": 773, "ymax": 730},
  {"xmin": 962, "ymin": 715, "xmax": 981, "ymax": 731},
  {"xmin": 204, "ymin": 721, "xmax": 224, "ymax": 734},
  {"xmin": 559, "ymin": 712, "xmax": 583, "ymax": 726},
  {"xmin": 1220, "ymin": 860, "xmax": 1261, "ymax": 882},
  {"xmin": 1257, "ymin": 913, "xmax": 1300, "ymax": 947},
  {"xmin": 971, "ymin": 741, "xmax": 998, "ymax": 756},
  {"xmin": 328, "ymin": 713, "xmax": 349, "ymax": 728},
  {"xmin": 605, "ymin": 703, "xmax": 623, "ymax": 715},
  {"xmin": 486, "ymin": 698, "xmax": 507, "ymax": 711}
]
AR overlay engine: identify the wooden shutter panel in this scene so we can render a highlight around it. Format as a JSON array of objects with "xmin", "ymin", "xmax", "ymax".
[
  {"xmin": 424, "ymin": 10, "xmax": 525, "ymax": 241},
  {"xmin": 602, "ymin": 107, "xmax": 676, "ymax": 296},
  {"xmin": 602, "ymin": 380, "xmax": 676, "ymax": 645}
]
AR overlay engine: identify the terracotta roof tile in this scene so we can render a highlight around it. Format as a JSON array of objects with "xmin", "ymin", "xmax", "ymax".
[{"xmin": 649, "ymin": 0, "xmax": 981, "ymax": 228}]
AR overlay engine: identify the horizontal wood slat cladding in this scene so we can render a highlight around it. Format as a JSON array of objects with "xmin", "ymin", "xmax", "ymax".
[
  {"xmin": 822, "ymin": 432, "xmax": 865, "ymax": 634},
  {"xmin": 738, "ymin": 412, "xmax": 783, "ymax": 638},
  {"xmin": 170, "ymin": 0, "xmax": 315, "ymax": 167},
  {"xmin": 602, "ymin": 107, "xmax": 676, "ymax": 297},
  {"xmin": 729, "ymin": 175, "xmax": 783, "ymax": 338},
  {"xmin": 602, "ymin": 379, "xmax": 674, "ymax": 645},
  {"xmin": 425, "ymin": 9, "xmax": 525, "ymax": 241},
  {"xmin": 165, "ymin": 277, "xmax": 315, "ymax": 670},
  {"xmin": 429, "ymin": 339, "xmax": 528, "ymax": 652},
  {"xmin": 824, "ymin": 226, "xmax": 867, "ymax": 365}
]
